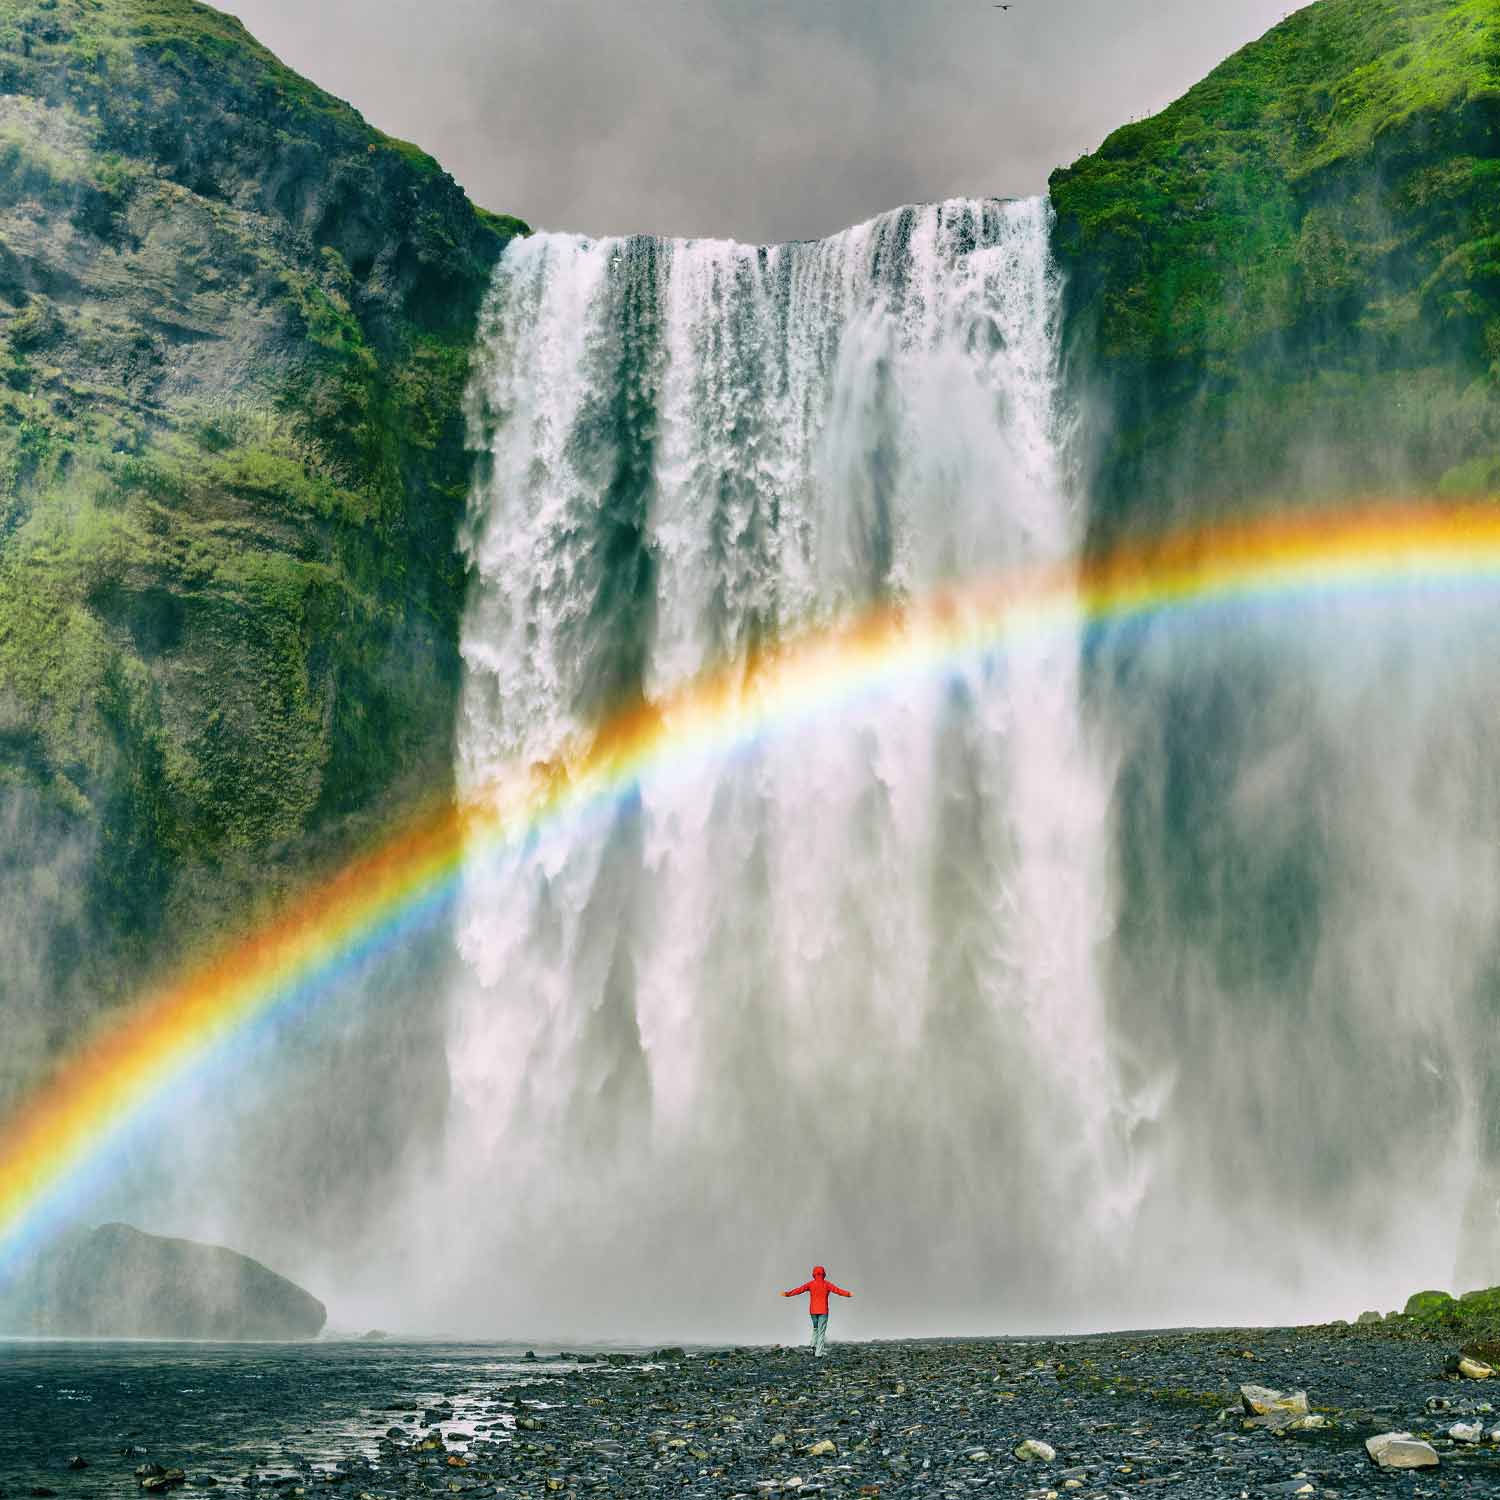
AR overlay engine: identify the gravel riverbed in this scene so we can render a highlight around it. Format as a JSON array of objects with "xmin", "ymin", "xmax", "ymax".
[{"xmin": 2, "ymin": 1327, "xmax": 1496, "ymax": 1498}]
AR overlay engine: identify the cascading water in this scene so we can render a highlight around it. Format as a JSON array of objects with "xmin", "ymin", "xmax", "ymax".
[
  {"xmin": 427, "ymin": 195, "xmax": 1500, "ymax": 1340},
  {"xmin": 445, "ymin": 199, "xmax": 1134, "ymax": 1337}
]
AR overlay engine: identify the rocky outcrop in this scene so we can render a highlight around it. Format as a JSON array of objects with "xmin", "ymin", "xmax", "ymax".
[
  {"xmin": 0, "ymin": 1221, "xmax": 326, "ymax": 1338},
  {"xmin": 1050, "ymin": 0, "xmax": 1500, "ymax": 547}
]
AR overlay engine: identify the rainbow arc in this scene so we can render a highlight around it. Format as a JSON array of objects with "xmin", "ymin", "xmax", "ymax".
[{"xmin": 3, "ymin": 501, "xmax": 1500, "ymax": 1264}]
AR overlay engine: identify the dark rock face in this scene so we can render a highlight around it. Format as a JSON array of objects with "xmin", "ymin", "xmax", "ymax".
[{"xmin": 0, "ymin": 1222, "xmax": 326, "ymax": 1339}]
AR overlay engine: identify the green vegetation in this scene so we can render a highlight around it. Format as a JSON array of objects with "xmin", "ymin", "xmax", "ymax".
[
  {"xmin": 1050, "ymin": 0, "xmax": 1500, "ymax": 541},
  {"xmin": 0, "ymin": 0, "xmax": 527, "ymax": 1057},
  {"xmin": 1395, "ymin": 1284, "xmax": 1500, "ymax": 1344}
]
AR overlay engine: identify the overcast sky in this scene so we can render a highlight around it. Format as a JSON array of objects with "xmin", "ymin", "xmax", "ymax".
[{"xmin": 225, "ymin": 0, "xmax": 1298, "ymax": 244}]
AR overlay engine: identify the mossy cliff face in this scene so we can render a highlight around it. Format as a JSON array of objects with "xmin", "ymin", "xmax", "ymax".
[
  {"xmin": 0, "ymin": 0, "xmax": 525, "ymax": 1099},
  {"xmin": 1051, "ymin": 0, "xmax": 1500, "ymax": 1284},
  {"xmin": 1050, "ymin": 0, "xmax": 1500, "ymax": 544}
]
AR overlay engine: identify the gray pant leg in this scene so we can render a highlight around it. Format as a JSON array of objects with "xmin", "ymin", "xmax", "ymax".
[{"xmin": 811, "ymin": 1313, "xmax": 828, "ymax": 1355}]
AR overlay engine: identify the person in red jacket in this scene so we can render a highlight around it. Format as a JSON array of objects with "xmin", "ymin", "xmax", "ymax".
[{"xmin": 780, "ymin": 1265, "xmax": 853, "ymax": 1356}]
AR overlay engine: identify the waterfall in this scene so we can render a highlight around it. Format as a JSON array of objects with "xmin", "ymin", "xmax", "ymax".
[
  {"xmin": 445, "ymin": 199, "xmax": 1133, "ymax": 1336},
  {"xmin": 436, "ymin": 195, "xmax": 1498, "ymax": 1340}
]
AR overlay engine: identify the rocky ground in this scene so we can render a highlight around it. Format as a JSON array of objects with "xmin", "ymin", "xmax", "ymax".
[{"xmin": 1, "ymin": 1327, "xmax": 1497, "ymax": 1499}]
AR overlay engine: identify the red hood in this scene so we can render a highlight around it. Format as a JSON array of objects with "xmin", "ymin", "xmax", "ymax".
[{"xmin": 812, "ymin": 1266, "xmax": 826, "ymax": 1278}]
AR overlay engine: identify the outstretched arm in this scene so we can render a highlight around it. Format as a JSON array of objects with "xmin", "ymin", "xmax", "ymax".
[
  {"xmin": 830, "ymin": 1283, "xmax": 853, "ymax": 1297},
  {"xmin": 783, "ymin": 1282, "xmax": 812, "ymax": 1298}
]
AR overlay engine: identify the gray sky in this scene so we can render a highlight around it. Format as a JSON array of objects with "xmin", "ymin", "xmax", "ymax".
[{"xmin": 225, "ymin": 0, "xmax": 1298, "ymax": 244}]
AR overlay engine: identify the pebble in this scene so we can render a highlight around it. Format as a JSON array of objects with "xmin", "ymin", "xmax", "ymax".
[{"xmin": 1014, "ymin": 1439, "xmax": 1057, "ymax": 1461}]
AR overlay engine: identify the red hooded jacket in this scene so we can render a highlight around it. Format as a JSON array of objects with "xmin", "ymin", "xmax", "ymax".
[{"xmin": 783, "ymin": 1266, "xmax": 852, "ymax": 1316}]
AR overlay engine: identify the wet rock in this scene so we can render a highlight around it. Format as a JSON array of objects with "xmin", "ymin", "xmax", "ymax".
[
  {"xmin": 64, "ymin": 1459, "xmax": 86, "ymax": 1472},
  {"xmin": 804, "ymin": 1440, "xmax": 836, "ymax": 1457},
  {"xmin": 1457, "ymin": 1355, "xmax": 1495, "ymax": 1379},
  {"xmin": 140, "ymin": 1472, "xmax": 186, "ymax": 1493},
  {"xmin": 1364, "ymin": 1432, "xmax": 1439, "ymax": 1469},
  {"xmin": 1282, "ymin": 1413, "xmax": 1329, "ymax": 1432},
  {"xmin": 1240, "ymin": 1385, "xmax": 1308, "ymax": 1417},
  {"xmin": 1014, "ymin": 1439, "xmax": 1057, "ymax": 1461},
  {"xmin": 1449, "ymin": 1421, "xmax": 1483, "ymax": 1443}
]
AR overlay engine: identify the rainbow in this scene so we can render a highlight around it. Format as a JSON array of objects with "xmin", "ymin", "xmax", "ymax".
[{"xmin": 4, "ymin": 500, "xmax": 1500, "ymax": 1266}]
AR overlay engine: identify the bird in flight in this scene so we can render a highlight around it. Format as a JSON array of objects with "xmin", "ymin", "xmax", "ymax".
[{"xmin": 994, "ymin": 4, "xmax": 1012, "ymax": 8}]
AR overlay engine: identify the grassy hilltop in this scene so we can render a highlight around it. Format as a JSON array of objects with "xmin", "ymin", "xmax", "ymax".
[
  {"xmin": 0, "ymin": 0, "xmax": 525, "ymax": 1093},
  {"xmin": 1051, "ymin": 0, "xmax": 1500, "ymax": 543}
]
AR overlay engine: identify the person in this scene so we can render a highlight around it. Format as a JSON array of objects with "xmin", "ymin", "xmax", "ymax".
[{"xmin": 780, "ymin": 1265, "xmax": 852, "ymax": 1356}]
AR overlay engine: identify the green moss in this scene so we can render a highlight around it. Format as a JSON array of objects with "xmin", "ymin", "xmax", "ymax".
[
  {"xmin": 1051, "ymin": 0, "xmax": 1500, "ymax": 539},
  {"xmin": 475, "ymin": 204, "xmax": 532, "ymax": 239},
  {"xmin": 379, "ymin": 134, "xmax": 443, "ymax": 178},
  {"xmin": 1437, "ymin": 452, "xmax": 1500, "ymax": 494},
  {"xmin": 1054, "ymin": 0, "xmax": 1499, "ymax": 363},
  {"xmin": 1404, "ymin": 1289, "xmax": 1458, "ymax": 1318}
]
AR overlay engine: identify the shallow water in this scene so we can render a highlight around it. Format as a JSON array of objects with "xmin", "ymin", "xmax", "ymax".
[{"xmin": 0, "ymin": 1338, "xmax": 599, "ymax": 1494}]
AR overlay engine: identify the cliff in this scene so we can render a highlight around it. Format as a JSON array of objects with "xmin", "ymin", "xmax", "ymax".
[
  {"xmin": 1050, "ymin": 0, "xmax": 1500, "ymax": 545},
  {"xmin": 0, "ymin": 0, "xmax": 525, "ymax": 1101},
  {"xmin": 1050, "ymin": 0, "xmax": 1500, "ymax": 1279}
]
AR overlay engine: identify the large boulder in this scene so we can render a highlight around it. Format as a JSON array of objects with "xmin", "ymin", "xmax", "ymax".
[
  {"xmin": 1365, "ymin": 1433, "xmax": 1439, "ymax": 1471},
  {"xmin": 1403, "ymin": 1290, "xmax": 1458, "ymax": 1319},
  {"xmin": 0, "ymin": 1223, "xmax": 325, "ymax": 1340}
]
